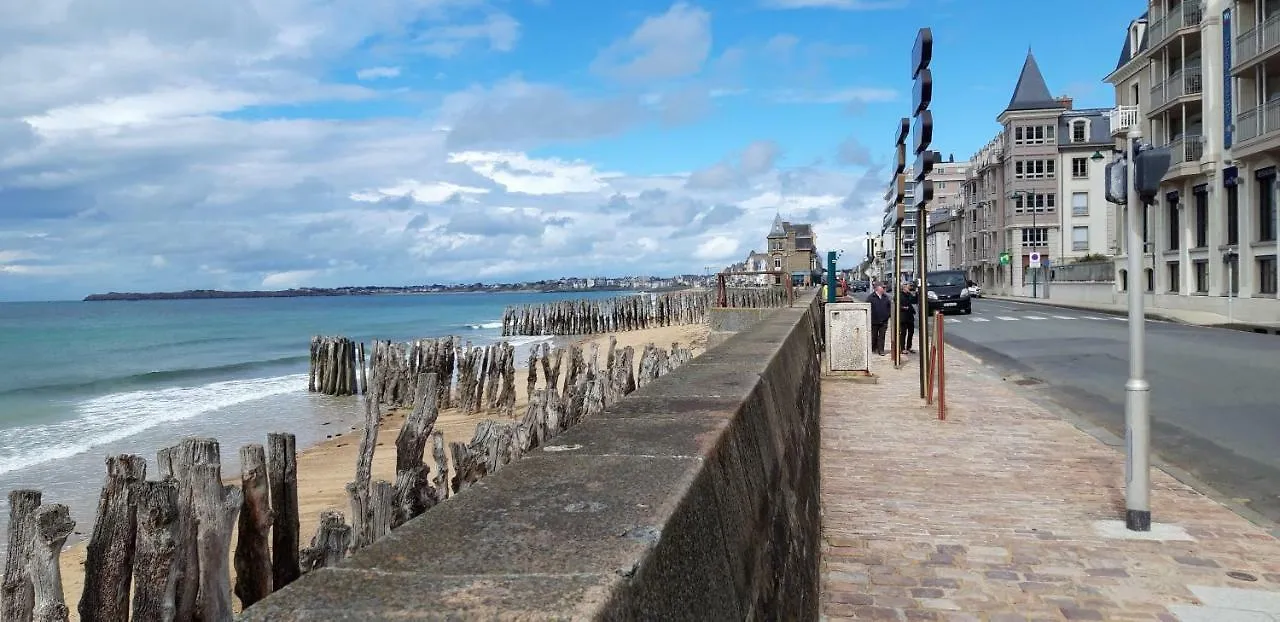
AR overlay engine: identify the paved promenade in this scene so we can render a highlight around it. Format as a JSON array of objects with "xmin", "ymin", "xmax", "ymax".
[{"xmin": 820, "ymin": 349, "xmax": 1280, "ymax": 621}]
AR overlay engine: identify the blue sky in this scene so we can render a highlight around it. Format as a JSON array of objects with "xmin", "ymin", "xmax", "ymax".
[{"xmin": 0, "ymin": 0, "xmax": 1143, "ymax": 301}]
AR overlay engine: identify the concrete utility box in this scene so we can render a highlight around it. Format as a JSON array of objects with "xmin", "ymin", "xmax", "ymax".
[{"xmin": 825, "ymin": 302, "xmax": 871, "ymax": 372}]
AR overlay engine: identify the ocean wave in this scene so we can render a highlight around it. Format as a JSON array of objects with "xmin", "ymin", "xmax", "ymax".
[
  {"xmin": 465, "ymin": 321, "xmax": 504, "ymax": 330},
  {"xmin": 0, "ymin": 355, "xmax": 310, "ymax": 399},
  {"xmin": 0, "ymin": 374, "xmax": 306, "ymax": 476}
]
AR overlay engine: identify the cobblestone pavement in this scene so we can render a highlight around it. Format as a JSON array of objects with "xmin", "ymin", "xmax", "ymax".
[{"xmin": 820, "ymin": 348, "xmax": 1280, "ymax": 621}]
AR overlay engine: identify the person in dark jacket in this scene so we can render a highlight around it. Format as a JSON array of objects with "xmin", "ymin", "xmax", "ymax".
[
  {"xmin": 866, "ymin": 282, "xmax": 892, "ymax": 356},
  {"xmin": 899, "ymin": 281, "xmax": 918, "ymax": 354}
]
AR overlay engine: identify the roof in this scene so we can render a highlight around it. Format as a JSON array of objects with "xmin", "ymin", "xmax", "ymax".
[
  {"xmin": 1005, "ymin": 50, "xmax": 1060, "ymax": 112},
  {"xmin": 767, "ymin": 214, "xmax": 787, "ymax": 238},
  {"xmin": 1115, "ymin": 12, "xmax": 1149, "ymax": 72},
  {"xmin": 789, "ymin": 223, "xmax": 814, "ymax": 237},
  {"xmin": 1058, "ymin": 109, "xmax": 1113, "ymax": 146}
]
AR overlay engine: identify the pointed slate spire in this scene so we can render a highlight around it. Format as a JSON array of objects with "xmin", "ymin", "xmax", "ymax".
[
  {"xmin": 1005, "ymin": 49, "xmax": 1058, "ymax": 112},
  {"xmin": 768, "ymin": 213, "xmax": 787, "ymax": 238}
]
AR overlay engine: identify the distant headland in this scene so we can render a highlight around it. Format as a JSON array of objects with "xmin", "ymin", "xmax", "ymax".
[{"xmin": 83, "ymin": 276, "xmax": 706, "ymax": 302}]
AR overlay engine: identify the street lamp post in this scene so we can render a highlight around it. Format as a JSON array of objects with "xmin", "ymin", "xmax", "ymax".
[{"xmin": 1123, "ymin": 126, "xmax": 1151, "ymax": 532}]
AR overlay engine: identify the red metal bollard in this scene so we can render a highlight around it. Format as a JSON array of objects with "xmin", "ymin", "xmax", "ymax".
[{"xmin": 936, "ymin": 311, "xmax": 946, "ymax": 420}]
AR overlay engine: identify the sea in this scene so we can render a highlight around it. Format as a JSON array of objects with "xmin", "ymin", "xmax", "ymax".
[{"xmin": 0, "ymin": 291, "xmax": 625, "ymax": 550}]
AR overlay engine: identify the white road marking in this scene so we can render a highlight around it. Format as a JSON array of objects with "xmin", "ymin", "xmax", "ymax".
[
  {"xmin": 1025, "ymin": 315, "xmax": 1047, "ymax": 320},
  {"xmin": 1052, "ymin": 315, "xmax": 1075, "ymax": 320},
  {"xmin": 945, "ymin": 318, "xmax": 961, "ymax": 323},
  {"xmin": 1085, "ymin": 316, "xmax": 1111, "ymax": 320},
  {"xmin": 970, "ymin": 317, "xmax": 990, "ymax": 322},
  {"xmin": 996, "ymin": 316, "xmax": 1019, "ymax": 321}
]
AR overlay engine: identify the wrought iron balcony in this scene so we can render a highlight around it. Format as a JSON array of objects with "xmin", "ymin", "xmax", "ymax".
[
  {"xmin": 1235, "ymin": 13, "xmax": 1280, "ymax": 69},
  {"xmin": 1147, "ymin": 2, "xmax": 1204, "ymax": 49},
  {"xmin": 1166, "ymin": 135, "xmax": 1205, "ymax": 168},
  {"xmin": 1234, "ymin": 100, "xmax": 1280, "ymax": 144},
  {"xmin": 1150, "ymin": 66, "xmax": 1203, "ymax": 111}
]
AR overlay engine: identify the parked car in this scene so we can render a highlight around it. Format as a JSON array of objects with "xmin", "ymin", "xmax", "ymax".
[{"xmin": 924, "ymin": 270, "xmax": 972, "ymax": 315}]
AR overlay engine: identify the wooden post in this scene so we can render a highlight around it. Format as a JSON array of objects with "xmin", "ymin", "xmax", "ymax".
[
  {"xmin": 190, "ymin": 441, "xmax": 242, "ymax": 622},
  {"xmin": 266, "ymin": 433, "xmax": 300, "ymax": 591},
  {"xmin": 28, "ymin": 504, "xmax": 73, "ymax": 622},
  {"xmin": 131, "ymin": 480, "xmax": 180, "ymax": 622},
  {"xmin": 299, "ymin": 511, "xmax": 350, "ymax": 573},
  {"xmin": 347, "ymin": 396, "xmax": 380, "ymax": 551},
  {"xmin": 234, "ymin": 444, "xmax": 272, "ymax": 608},
  {"xmin": 79, "ymin": 454, "xmax": 146, "ymax": 622},
  {"xmin": 3, "ymin": 489, "xmax": 41, "ymax": 622},
  {"xmin": 430, "ymin": 432, "xmax": 448, "ymax": 501},
  {"xmin": 394, "ymin": 374, "xmax": 440, "ymax": 523}
]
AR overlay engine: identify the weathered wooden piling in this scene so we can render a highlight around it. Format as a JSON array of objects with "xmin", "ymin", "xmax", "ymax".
[
  {"xmin": 79, "ymin": 455, "xmax": 146, "ymax": 622},
  {"xmin": 267, "ymin": 433, "xmax": 301, "ymax": 591},
  {"xmin": 131, "ymin": 480, "xmax": 179, "ymax": 622},
  {"xmin": 29, "ymin": 504, "xmax": 73, "ymax": 622},
  {"xmin": 4, "ymin": 489, "xmax": 43, "ymax": 622},
  {"xmin": 501, "ymin": 291, "xmax": 713, "ymax": 336},
  {"xmin": 234, "ymin": 444, "xmax": 273, "ymax": 608},
  {"xmin": 308, "ymin": 336, "xmax": 361, "ymax": 396}
]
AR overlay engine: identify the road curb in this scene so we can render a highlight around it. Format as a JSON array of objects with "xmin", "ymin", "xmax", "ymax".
[{"xmin": 986, "ymin": 295, "xmax": 1280, "ymax": 335}]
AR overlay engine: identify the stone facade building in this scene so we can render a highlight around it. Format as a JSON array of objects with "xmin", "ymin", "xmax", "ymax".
[{"xmin": 767, "ymin": 215, "xmax": 819, "ymax": 285}]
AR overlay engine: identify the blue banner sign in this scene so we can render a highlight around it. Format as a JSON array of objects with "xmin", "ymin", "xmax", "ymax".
[{"xmin": 1224, "ymin": 8, "xmax": 1234, "ymax": 149}]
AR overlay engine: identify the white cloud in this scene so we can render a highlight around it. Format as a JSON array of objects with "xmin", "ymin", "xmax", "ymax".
[
  {"xmin": 356, "ymin": 66, "xmax": 401, "ymax": 80},
  {"xmin": 760, "ymin": 0, "xmax": 908, "ymax": 9},
  {"xmin": 419, "ymin": 12, "xmax": 521, "ymax": 58},
  {"xmin": 448, "ymin": 151, "xmax": 621, "ymax": 195},
  {"xmin": 694, "ymin": 236, "xmax": 740, "ymax": 260},
  {"xmin": 590, "ymin": 3, "xmax": 712, "ymax": 82},
  {"xmin": 769, "ymin": 88, "xmax": 899, "ymax": 105}
]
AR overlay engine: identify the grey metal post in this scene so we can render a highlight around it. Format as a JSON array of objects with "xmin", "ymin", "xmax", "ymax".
[
  {"xmin": 918, "ymin": 207, "xmax": 930, "ymax": 399},
  {"xmin": 1124, "ymin": 126, "xmax": 1151, "ymax": 531},
  {"xmin": 893, "ymin": 223, "xmax": 903, "ymax": 366}
]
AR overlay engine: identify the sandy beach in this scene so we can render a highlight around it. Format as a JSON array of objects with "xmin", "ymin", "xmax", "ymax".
[{"xmin": 54, "ymin": 321, "xmax": 709, "ymax": 618}]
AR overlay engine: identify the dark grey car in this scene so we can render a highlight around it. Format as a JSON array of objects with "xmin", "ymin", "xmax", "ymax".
[{"xmin": 924, "ymin": 270, "xmax": 972, "ymax": 315}]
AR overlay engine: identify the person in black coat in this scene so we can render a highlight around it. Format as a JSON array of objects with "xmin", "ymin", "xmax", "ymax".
[
  {"xmin": 899, "ymin": 282, "xmax": 918, "ymax": 353},
  {"xmin": 866, "ymin": 282, "xmax": 892, "ymax": 356}
]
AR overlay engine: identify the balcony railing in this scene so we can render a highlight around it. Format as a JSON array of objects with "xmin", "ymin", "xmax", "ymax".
[
  {"xmin": 1235, "ymin": 13, "xmax": 1280, "ymax": 68},
  {"xmin": 1148, "ymin": 2, "xmax": 1205, "ymax": 48},
  {"xmin": 1150, "ymin": 66, "xmax": 1203, "ymax": 110},
  {"xmin": 1107, "ymin": 105, "xmax": 1140, "ymax": 135},
  {"xmin": 1167, "ymin": 135, "xmax": 1205, "ymax": 167},
  {"xmin": 1234, "ymin": 100, "xmax": 1280, "ymax": 144}
]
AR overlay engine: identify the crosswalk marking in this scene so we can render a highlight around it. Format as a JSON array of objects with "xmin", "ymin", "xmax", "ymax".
[
  {"xmin": 971, "ymin": 317, "xmax": 990, "ymax": 322},
  {"xmin": 995, "ymin": 316, "xmax": 1019, "ymax": 321},
  {"xmin": 945, "ymin": 318, "xmax": 961, "ymax": 323},
  {"xmin": 1025, "ymin": 315, "xmax": 1047, "ymax": 320},
  {"xmin": 1085, "ymin": 316, "xmax": 1111, "ymax": 320},
  {"xmin": 1052, "ymin": 315, "xmax": 1075, "ymax": 320}
]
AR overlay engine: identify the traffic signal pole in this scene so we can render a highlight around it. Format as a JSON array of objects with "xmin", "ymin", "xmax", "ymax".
[{"xmin": 1124, "ymin": 126, "xmax": 1151, "ymax": 532}]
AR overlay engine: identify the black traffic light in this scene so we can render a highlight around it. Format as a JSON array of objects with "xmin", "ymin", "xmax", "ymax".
[{"xmin": 1135, "ymin": 147, "xmax": 1172, "ymax": 203}]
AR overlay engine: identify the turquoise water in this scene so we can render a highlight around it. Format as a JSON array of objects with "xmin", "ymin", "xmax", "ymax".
[{"xmin": 0, "ymin": 292, "xmax": 618, "ymax": 543}]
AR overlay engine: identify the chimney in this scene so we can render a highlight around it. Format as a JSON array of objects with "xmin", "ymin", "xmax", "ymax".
[{"xmin": 1058, "ymin": 96, "xmax": 1073, "ymax": 110}]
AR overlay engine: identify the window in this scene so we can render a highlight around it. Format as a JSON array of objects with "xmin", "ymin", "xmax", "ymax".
[
  {"xmin": 1013, "ymin": 125, "xmax": 1054, "ymax": 145},
  {"xmin": 937, "ymin": 181, "xmax": 947, "ymax": 190},
  {"xmin": 1145, "ymin": 268, "xmax": 1154, "ymax": 292},
  {"xmin": 1260, "ymin": 173, "xmax": 1276, "ymax": 242},
  {"xmin": 1168, "ymin": 202, "xmax": 1179, "ymax": 250},
  {"xmin": 1072, "ymin": 226, "xmax": 1089, "ymax": 251},
  {"xmin": 773, "ymin": 257, "xmax": 781, "ymax": 269},
  {"xmin": 1015, "ymin": 127, "xmax": 1024, "ymax": 143},
  {"xmin": 1227, "ymin": 184, "xmax": 1240, "ymax": 245},
  {"xmin": 1072, "ymin": 157, "xmax": 1088, "ymax": 178},
  {"xmin": 1194, "ymin": 260, "xmax": 1209, "ymax": 293},
  {"xmin": 1194, "ymin": 189, "xmax": 1208, "ymax": 248},
  {"xmin": 1260, "ymin": 256, "xmax": 1277, "ymax": 294},
  {"xmin": 1072, "ymin": 120, "xmax": 1087, "ymax": 143},
  {"xmin": 1022, "ymin": 227, "xmax": 1049, "ymax": 246},
  {"xmin": 1015, "ymin": 159, "xmax": 1055, "ymax": 179},
  {"xmin": 1015, "ymin": 192, "xmax": 1057, "ymax": 214},
  {"xmin": 1072, "ymin": 192, "xmax": 1089, "ymax": 216},
  {"xmin": 1167, "ymin": 262, "xmax": 1180, "ymax": 292}
]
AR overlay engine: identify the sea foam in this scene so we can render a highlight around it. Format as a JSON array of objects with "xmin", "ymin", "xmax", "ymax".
[{"xmin": 0, "ymin": 374, "xmax": 304, "ymax": 475}]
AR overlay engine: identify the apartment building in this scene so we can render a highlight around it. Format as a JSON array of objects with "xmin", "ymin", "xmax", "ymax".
[
  {"xmin": 878, "ymin": 157, "xmax": 969, "ymax": 283},
  {"xmin": 955, "ymin": 51, "xmax": 1118, "ymax": 296},
  {"xmin": 1104, "ymin": 1, "xmax": 1277, "ymax": 318},
  {"xmin": 766, "ymin": 214, "xmax": 820, "ymax": 284},
  {"xmin": 925, "ymin": 213, "xmax": 954, "ymax": 271}
]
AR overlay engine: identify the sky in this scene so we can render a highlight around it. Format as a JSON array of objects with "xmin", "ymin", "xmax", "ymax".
[{"xmin": 0, "ymin": 0, "xmax": 1143, "ymax": 301}]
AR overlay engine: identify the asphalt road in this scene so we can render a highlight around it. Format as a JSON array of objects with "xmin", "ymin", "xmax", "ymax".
[{"xmin": 941, "ymin": 297, "xmax": 1280, "ymax": 525}]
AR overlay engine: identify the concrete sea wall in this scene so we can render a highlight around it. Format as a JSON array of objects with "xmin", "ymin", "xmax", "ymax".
[{"xmin": 242, "ymin": 295, "xmax": 826, "ymax": 620}]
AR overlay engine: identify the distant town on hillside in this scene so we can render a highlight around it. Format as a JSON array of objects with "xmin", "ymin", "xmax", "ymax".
[{"xmin": 82, "ymin": 274, "xmax": 720, "ymax": 301}]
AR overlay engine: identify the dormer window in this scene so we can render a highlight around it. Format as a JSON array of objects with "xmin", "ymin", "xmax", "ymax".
[{"xmin": 1071, "ymin": 119, "xmax": 1088, "ymax": 143}]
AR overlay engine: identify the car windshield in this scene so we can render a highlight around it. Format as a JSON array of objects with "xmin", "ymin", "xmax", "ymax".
[{"xmin": 926, "ymin": 274, "xmax": 966, "ymax": 288}]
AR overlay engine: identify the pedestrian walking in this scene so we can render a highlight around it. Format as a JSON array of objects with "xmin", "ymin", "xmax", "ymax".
[
  {"xmin": 867, "ymin": 282, "xmax": 892, "ymax": 356},
  {"xmin": 899, "ymin": 281, "xmax": 918, "ymax": 354}
]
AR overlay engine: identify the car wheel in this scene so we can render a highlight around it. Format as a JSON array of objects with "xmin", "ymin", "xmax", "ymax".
[{"xmin": 962, "ymin": 306, "xmax": 972, "ymax": 315}]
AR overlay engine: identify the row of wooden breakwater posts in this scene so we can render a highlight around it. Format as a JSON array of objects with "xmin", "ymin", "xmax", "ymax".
[
  {"xmin": 500, "ymin": 287, "xmax": 790, "ymax": 337},
  {"xmin": 2, "ymin": 334, "xmax": 696, "ymax": 622}
]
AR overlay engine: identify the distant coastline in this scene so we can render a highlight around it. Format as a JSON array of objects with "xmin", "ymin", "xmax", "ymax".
[{"xmin": 82, "ymin": 283, "xmax": 695, "ymax": 302}]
